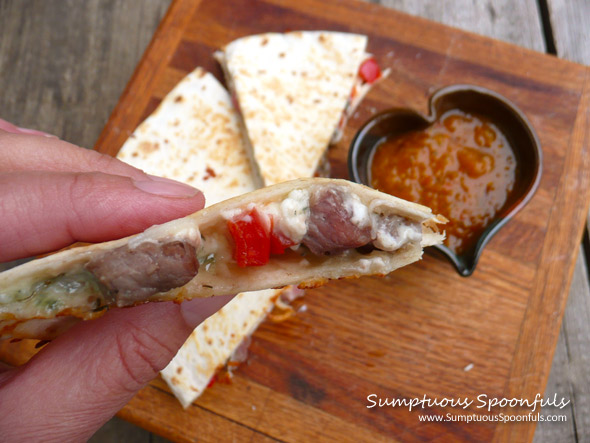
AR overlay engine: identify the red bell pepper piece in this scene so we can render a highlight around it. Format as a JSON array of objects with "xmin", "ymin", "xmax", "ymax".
[
  {"xmin": 227, "ymin": 208, "xmax": 270, "ymax": 267},
  {"xmin": 270, "ymin": 217, "xmax": 297, "ymax": 254},
  {"xmin": 359, "ymin": 58, "xmax": 381, "ymax": 84}
]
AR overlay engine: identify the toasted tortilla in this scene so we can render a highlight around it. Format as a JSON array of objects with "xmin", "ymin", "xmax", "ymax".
[
  {"xmin": 117, "ymin": 67, "xmax": 257, "ymax": 204},
  {"xmin": 0, "ymin": 178, "xmax": 443, "ymax": 340},
  {"xmin": 215, "ymin": 31, "xmax": 369, "ymax": 186},
  {"xmin": 115, "ymin": 68, "xmax": 285, "ymax": 406},
  {"xmin": 162, "ymin": 289, "xmax": 279, "ymax": 407}
]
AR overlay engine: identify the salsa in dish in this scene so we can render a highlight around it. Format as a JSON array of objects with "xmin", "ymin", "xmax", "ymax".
[{"xmin": 370, "ymin": 109, "xmax": 516, "ymax": 254}]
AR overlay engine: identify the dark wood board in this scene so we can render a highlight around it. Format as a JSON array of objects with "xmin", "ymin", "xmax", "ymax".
[{"xmin": 2, "ymin": 0, "xmax": 589, "ymax": 441}]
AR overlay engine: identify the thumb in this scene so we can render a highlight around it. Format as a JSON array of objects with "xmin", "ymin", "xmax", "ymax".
[
  {"xmin": 0, "ymin": 171, "xmax": 205, "ymax": 261},
  {"xmin": 0, "ymin": 294, "xmax": 234, "ymax": 442}
]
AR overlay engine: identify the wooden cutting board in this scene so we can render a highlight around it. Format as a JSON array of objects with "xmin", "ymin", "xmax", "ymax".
[{"xmin": 2, "ymin": 0, "xmax": 589, "ymax": 441}]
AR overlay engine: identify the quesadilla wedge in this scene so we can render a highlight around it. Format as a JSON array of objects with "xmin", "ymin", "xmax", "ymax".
[
  {"xmin": 117, "ymin": 67, "xmax": 256, "ymax": 204},
  {"xmin": 115, "ymin": 67, "xmax": 288, "ymax": 406},
  {"xmin": 215, "ymin": 31, "xmax": 386, "ymax": 186},
  {"xmin": 0, "ymin": 178, "xmax": 443, "ymax": 340},
  {"xmin": 161, "ymin": 288, "xmax": 282, "ymax": 407}
]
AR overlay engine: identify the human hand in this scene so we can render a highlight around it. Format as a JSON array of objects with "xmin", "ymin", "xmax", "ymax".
[{"xmin": 0, "ymin": 120, "xmax": 232, "ymax": 441}]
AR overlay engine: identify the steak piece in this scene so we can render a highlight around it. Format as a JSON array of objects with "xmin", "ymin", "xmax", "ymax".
[
  {"xmin": 302, "ymin": 186, "xmax": 372, "ymax": 255},
  {"xmin": 86, "ymin": 240, "xmax": 199, "ymax": 306}
]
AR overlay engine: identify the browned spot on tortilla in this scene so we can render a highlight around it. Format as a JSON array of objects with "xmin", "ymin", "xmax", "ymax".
[
  {"xmin": 164, "ymin": 139, "xmax": 169, "ymax": 144},
  {"xmin": 268, "ymin": 306, "xmax": 295, "ymax": 323},
  {"xmin": 258, "ymin": 69, "xmax": 266, "ymax": 75},
  {"xmin": 318, "ymin": 34, "xmax": 327, "ymax": 43},
  {"xmin": 297, "ymin": 279, "xmax": 329, "ymax": 289},
  {"xmin": 176, "ymin": 367, "xmax": 183, "ymax": 374},
  {"xmin": 279, "ymin": 52, "xmax": 285, "ymax": 58},
  {"xmin": 287, "ymin": 95, "xmax": 294, "ymax": 104},
  {"xmin": 206, "ymin": 338, "xmax": 213, "ymax": 345},
  {"xmin": 313, "ymin": 98, "xmax": 321, "ymax": 104},
  {"xmin": 203, "ymin": 166, "xmax": 216, "ymax": 181},
  {"xmin": 203, "ymin": 324, "xmax": 208, "ymax": 332},
  {"xmin": 172, "ymin": 119, "xmax": 180, "ymax": 126},
  {"xmin": 171, "ymin": 376, "xmax": 180, "ymax": 385},
  {"xmin": 139, "ymin": 141, "xmax": 159, "ymax": 154},
  {"xmin": 174, "ymin": 95, "xmax": 184, "ymax": 103},
  {"xmin": 190, "ymin": 386, "xmax": 199, "ymax": 392},
  {"xmin": 131, "ymin": 152, "xmax": 138, "ymax": 158},
  {"xmin": 1, "ymin": 322, "xmax": 19, "ymax": 336},
  {"xmin": 261, "ymin": 37, "xmax": 268, "ymax": 46},
  {"xmin": 196, "ymin": 69, "xmax": 206, "ymax": 78}
]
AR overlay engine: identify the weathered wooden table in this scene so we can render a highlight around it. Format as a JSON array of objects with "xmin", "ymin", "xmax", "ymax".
[{"xmin": 0, "ymin": 1, "xmax": 588, "ymax": 441}]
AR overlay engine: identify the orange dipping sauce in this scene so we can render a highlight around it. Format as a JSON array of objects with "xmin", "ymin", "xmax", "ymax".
[{"xmin": 370, "ymin": 110, "xmax": 516, "ymax": 254}]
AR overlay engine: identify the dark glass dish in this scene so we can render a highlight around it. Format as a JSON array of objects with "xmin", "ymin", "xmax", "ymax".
[{"xmin": 348, "ymin": 84, "xmax": 543, "ymax": 276}]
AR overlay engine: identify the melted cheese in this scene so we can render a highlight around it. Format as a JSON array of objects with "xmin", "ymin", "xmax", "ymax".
[
  {"xmin": 277, "ymin": 189, "xmax": 310, "ymax": 242},
  {"xmin": 371, "ymin": 214, "xmax": 422, "ymax": 251},
  {"xmin": 342, "ymin": 191, "xmax": 371, "ymax": 228}
]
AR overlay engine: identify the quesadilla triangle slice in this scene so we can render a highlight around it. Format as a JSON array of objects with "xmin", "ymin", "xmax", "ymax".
[
  {"xmin": 162, "ymin": 288, "xmax": 283, "ymax": 407},
  {"xmin": 0, "ymin": 178, "xmax": 444, "ymax": 340},
  {"xmin": 114, "ymin": 66, "xmax": 286, "ymax": 406},
  {"xmin": 117, "ymin": 67, "xmax": 256, "ymax": 205},
  {"xmin": 215, "ymin": 31, "xmax": 387, "ymax": 186}
]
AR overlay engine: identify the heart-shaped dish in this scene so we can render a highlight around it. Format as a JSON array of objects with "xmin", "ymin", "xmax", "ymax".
[{"xmin": 348, "ymin": 84, "xmax": 542, "ymax": 276}]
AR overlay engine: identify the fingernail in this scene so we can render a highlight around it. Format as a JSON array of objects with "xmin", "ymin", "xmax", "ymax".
[
  {"xmin": 180, "ymin": 295, "xmax": 234, "ymax": 328},
  {"xmin": 16, "ymin": 126, "xmax": 58, "ymax": 138},
  {"xmin": 133, "ymin": 175, "xmax": 200, "ymax": 197}
]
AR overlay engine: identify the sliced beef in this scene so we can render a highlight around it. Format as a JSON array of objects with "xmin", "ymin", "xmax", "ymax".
[
  {"xmin": 86, "ymin": 240, "xmax": 199, "ymax": 306},
  {"xmin": 302, "ymin": 186, "xmax": 372, "ymax": 255}
]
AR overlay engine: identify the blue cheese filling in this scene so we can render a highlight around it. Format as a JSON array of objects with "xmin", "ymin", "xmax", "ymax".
[{"xmin": 265, "ymin": 186, "xmax": 422, "ymax": 253}]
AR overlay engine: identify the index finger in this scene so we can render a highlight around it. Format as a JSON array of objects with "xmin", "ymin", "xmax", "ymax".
[{"xmin": 0, "ymin": 131, "xmax": 146, "ymax": 179}]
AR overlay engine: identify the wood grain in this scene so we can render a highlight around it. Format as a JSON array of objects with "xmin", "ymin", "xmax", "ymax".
[
  {"xmin": 0, "ymin": 0, "xmax": 170, "ymax": 149},
  {"xmin": 537, "ymin": 2, "xmax": 590, "ymax": 440},
  {"xmin": 0, "ymin": 0, "xmax": 172, "ymax": 440},
  {"xmin": 379, "ymin": 4, "xmax": 588, "ymax": 442},
  {"xmin": 1, "ymin": 1, "xmax": 589, "ymax": 442},
  {"xmin": 559, "ymin": 253, "xmax": 590, "ymax": 441},
  {"xmin": 534, "ymin": 248, "xmax": 589, "ymax": 442},
  {"xmin": 376, "ymin": 5, "xmax": 585, "ymax": 440},
  {"xmin": 92, "ymin": 0, "xmax": 590, "ymax": 441},
  {"xmin": 546, "ymin": 0, "xmax": 590, "ymax": 63},
  {"xmin": 380, "ymin": 0, "xmax": 545, "ymax": 52}
]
